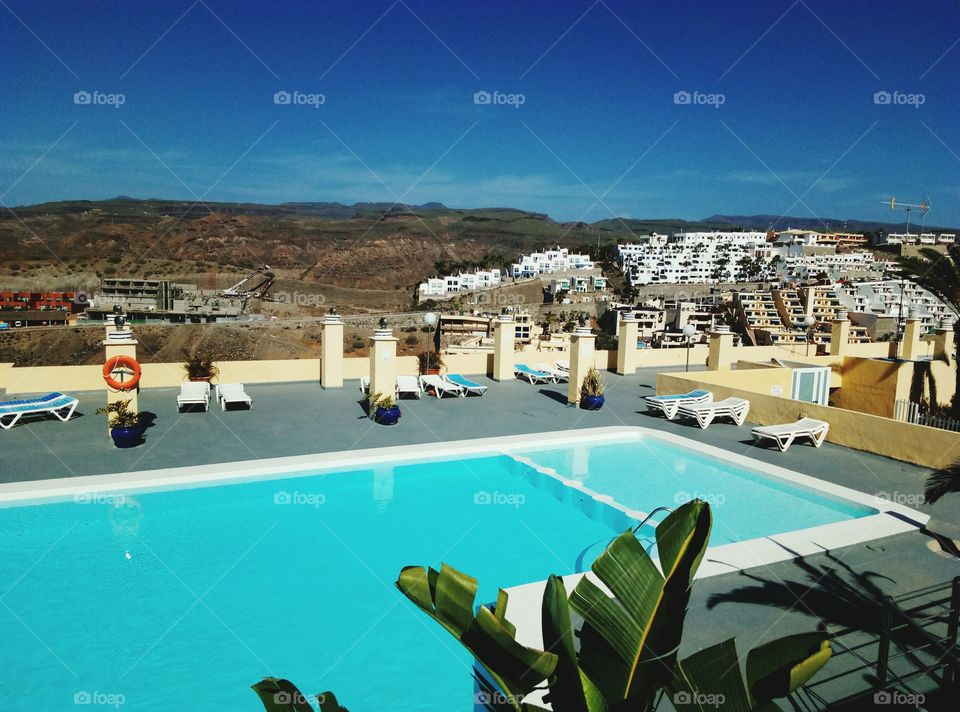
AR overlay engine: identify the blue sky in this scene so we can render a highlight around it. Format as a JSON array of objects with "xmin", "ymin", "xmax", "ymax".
[{"xmin": 1, "ymin": 0, "xmax": 958, "ymax": 226}]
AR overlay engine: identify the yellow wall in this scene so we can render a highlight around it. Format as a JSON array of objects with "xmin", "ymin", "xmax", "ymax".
[
  {"xmin": 656, "ymin": 371, "xmax": 960, "ymax": 468},
  {"xmin": 831, "ymin": 358, "xmax": 902, "ymax": 417}
]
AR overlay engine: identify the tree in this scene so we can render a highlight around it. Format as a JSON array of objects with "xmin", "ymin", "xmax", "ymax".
[{"xmin": 898, "ymin": 246, "xmax": 960, "ymax": 417}]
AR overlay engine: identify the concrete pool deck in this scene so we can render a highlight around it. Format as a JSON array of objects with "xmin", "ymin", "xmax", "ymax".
[{"xmin": 3, "ymin": 367, "xmax": 959, "ymax": 706}]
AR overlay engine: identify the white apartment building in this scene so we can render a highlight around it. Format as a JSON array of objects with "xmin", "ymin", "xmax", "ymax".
[
  {"xmin": 618, "ymin": 233, "xmax": 774, "ymax": 285},
  {"xmin": 510, "ymin": 246, "xmax": 594, "ymax": 278},
  {"xmin": 883, "ymin": 232, "xmax": 956, "ymax": 246},
  {"xmin": 838, "ymin": 280, "xmax": 953, "ymax": 329},
  {"xmin": 418, "ymin": 268, "xmax": 501, "ymax": 297}
]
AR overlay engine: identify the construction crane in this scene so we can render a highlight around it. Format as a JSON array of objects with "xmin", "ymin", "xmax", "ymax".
[
  {"xmin": 885, "ymin": 196, "xmax": 931, "ymax": 236},
  {"xmin": 220, "ymin": 264, "xmax": 277, "ymax": 302}
]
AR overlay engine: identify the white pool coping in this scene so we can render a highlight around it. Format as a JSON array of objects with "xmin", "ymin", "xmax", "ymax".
[{"xmin": 0, "ymin": 426, "xmax": 928, "ymax": 634}]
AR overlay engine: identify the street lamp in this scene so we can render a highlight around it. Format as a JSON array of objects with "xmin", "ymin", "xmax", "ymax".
[
  {"xmin": 803, "ymin": 314, "xmax": 816, "ymax": 356},
  {"xmin": 682, "ymin": 322, "xmax": 697, "ymax": 372},
  {"xmin": 423, "ymin": 311, "xmax": 438, "ymax": 355}
]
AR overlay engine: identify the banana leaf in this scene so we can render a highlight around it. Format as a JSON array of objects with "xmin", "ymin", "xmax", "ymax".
[
  {"xmin": 396, "ymin": 562, "xmax": 558, "ymax": 709},
  {"xmin": 745, "ymin": 632, "xmax": 832, "ymax": 705},
  {"xmin": 569, "ymin": 499, "xmax": 712, "ymax": 708},
  {"xmin": 251, "ymin": 677, "xmax": 344, "ymax": 712},
  {"xmin": 540, "ymin": 574, "xmax": 607, "ymax": 712}
]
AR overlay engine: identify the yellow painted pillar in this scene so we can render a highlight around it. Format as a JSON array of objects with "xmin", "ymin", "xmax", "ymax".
[
  {"xmin": 616, "ymin": 313, "xmax": 639, "ymax": 375},
  {"xmin": 321, "ymin": 308, "xmax": 344, "ymax": 388},
  {"xmin": 934, "ymin": 317, "xmax": 955, "ymax": 360},
  {"xmin": 491, "ymin": 313, "xmax": 515, "ymax": 381},
  {"xmin": 102, "ymin": 311, "xmax": 139, "ymax": 436},
  {"xmin": 829, "ymin": 310, "xmax": 850, "ymax": 356},
  {"xmin": 567, "ymin": 321, "xmax": 596, "ymax": 405},
  {"xmin": 369, "ymin": 318, "xmax": 398, "ymax": 398},
  {"xmin": 901, "ymin": 311, "xmax": 923, "ymax": 361},
  {"xmin": 706, "ymin": 324, "xmax": 734, "ymax": 371}
]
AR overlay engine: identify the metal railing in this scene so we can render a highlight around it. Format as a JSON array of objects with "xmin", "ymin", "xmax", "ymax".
[{"xmin": 894, "ymin": 399, "xmax": 960, "ymax": 433}]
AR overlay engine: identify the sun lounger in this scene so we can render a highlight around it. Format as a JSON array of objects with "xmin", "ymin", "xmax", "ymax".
[
  {"xmin": 514, "ymin": 364, "xmax": 554, "ymax": 384},
  {"xmin": 396, "ymin": 376, "xmax": 423, "ymax": 399},
  {"xmin": 555, "ymin": 359, "xmax": 570, "ymax": 372},
  {"xmin": 177, "ymin": 381, "xmax": 210, "ymax": 412},
  {"xmin": 676, "ymin": 397, "xmax": 750, "ymax": 428},
  {"xmin": 0, "ymin": 392, "xmax": 78, "ymax": 430},
  {"xmin": 419, "ymin": 374, "xmax": 462, "ymax": 398},
  {"xmin": 644, "ymin": 389, "xmax": 713, "ymax": 419},
  {"xmin": 216, "ymin": 383, "xmax": 253, "ymax": 410},
  {"xmin": 752, "ymin": 418, "xmax": 829, "ymax": 452},
  {"xmin": 444, "ymin": 374, "xmax": 487, "ymax": 396},
  {"xmin": 535, "ymin": 363, "xmax": 569, "ymax": 382}
]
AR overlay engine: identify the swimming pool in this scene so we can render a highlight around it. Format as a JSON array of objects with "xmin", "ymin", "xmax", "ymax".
[{"xmin": 0, "ymin": 427, "xmax": 923, "ymax": 711}]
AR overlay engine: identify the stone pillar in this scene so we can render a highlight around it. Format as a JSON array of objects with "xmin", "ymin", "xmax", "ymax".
[
  {"xmin": 616, "ymin": 312, "xmax": 639, "ymax": 375},
  {"xmin": 491, "ymin": 312, "xmax": 515, "ymax": 381},
  {"xmin": 567, "ymin": 321, "xmax": 597, "ymax": 405},
  {"xmin": 706, "ymin": 324, "xmax": 734, "ymax": 371},
  {"xmin": 901, "ymin": 309, "xmax": 923, "ymax": 361},
  {"xmin": 102, "ymin": 310, "xmax": 139, "ymax": 436},
  {"xmin": 369, "ymin": 318, "xmax": 397, "ymax": 398},
  {"xmin": 321, "ymin": 308, "xmax": 344, "ymax": 389},
  {"xmin": 829, "ymin": 309, "xmax": 850, "ymax": 356},
  {"xmin": 934, "ymin": 316, "xmax": 956, "ymax": 360}
]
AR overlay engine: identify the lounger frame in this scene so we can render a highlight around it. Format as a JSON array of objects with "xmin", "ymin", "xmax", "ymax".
[
  {"xmin": 0, "ymin": 392, "xmax": 78, "ymax": 430},
  {"xmin": 676, "ymin": 397, "xmax": 750, "ymax": 428},
  {"xmin": 751, "ymin": 418, "xmax": 829, "ymax": 452}
]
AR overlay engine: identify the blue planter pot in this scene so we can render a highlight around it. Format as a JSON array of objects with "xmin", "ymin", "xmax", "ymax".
[
  {"xmin": 110, "ymin": 426, "xmax": 144, "ymax": 448},
  {"xmin": 581, "ymin": 395, "xmax": 605, "ymax": 411},
  {"xmin": 374, "ymin": 405, "xmax": 401, "ymax": 426}
]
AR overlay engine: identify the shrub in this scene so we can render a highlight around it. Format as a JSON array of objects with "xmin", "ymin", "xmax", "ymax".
[
  {"xmin": 404, "ymin": 335, "xmax": 419, "ymax": 346},
  {"xmin": 351, "ymin": 339, "xmax": 364, "ymax": 350}
]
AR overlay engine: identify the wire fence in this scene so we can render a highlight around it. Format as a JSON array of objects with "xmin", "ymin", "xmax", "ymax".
[{"xmin": 894, "ymin": 399, "xmax": 960, "ymax": 432}]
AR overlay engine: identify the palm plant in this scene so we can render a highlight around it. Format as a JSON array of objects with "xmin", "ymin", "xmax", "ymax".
[
  {"xmin": 254, "ymin": 501, "xmax": 832, "ymax": 711},
  {"xmin": 924, "ymin": 460, "xmax": 960, "ymax": 504},
  {"xmin": 897, "ymin": 246, "xmax": 960, "ymax": 416}
]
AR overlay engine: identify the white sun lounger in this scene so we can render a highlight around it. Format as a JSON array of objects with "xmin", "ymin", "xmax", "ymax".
[
  {"xmin": 444, "ymin": 374, "xmax": 488, "ymax": 396},
  {"xmin": 0, "ymin": 392, "xmax": 79, "ymax": 430},
  {"xmin": 676, "ymin": 397, "xmax": 750, "ymax": 428},
  {"xmin": 216, "ymin": 383, "xmax": 253, "ymax": 410},
  {"xmin": 177, "ymin": 381, "xmax": 211, "ymax": 412},
  {"xmin": 644, "ymin": 389, "xmax": 713, "ymax": 419},
  {"xmin": 514, "ymin": 364, "xmax": 554, "ymax": 384},
  {"xmin": 419, "ymin": 374, "xmax": 462, "ymax": 398},
  {"xmin": 555, "ymin": 359, "xmax": 570, "ymax": 372},
  {"xmin": 396, "ymin": 376, "xmax": 423, "ymax": 399},
  {"xmin": 752, "ymin": 418, "xmax": 829, "ymax": 452},
  {"xmin": 535, "ymin": 363, "xmax": 569, "ymax": 382}
]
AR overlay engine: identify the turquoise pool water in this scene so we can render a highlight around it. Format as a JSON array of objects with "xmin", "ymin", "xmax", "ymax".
[
  {"xmin": 0, "ymin": 455, "xmax": 617, "ymax": 711},
  {"xmin": 0, "ymin": 436, "xmax": 875, "ymax": 711},
  {"xmin": 511, "ymin": 437, "xmax": 876, "ymax": 546}
]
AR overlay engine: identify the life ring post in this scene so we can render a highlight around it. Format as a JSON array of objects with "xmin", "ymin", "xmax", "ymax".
[{"xmin": 102, "ymin": 309, "xmax": 140, "ymax": 437}]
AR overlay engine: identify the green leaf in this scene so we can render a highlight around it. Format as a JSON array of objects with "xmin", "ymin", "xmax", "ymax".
[
  {"xmin": 746, "ymin": 632, "xmax": 832, "ymax": 705},
  {"xmin": 251, "ymin": 678, "xmax": 329, "ymax": 712},
  {"xmin": 397, "ymin": 563, "xmax": 558, "ymax": 707},
  {"xmin": 540, "ymin": 575, "xmax": 597, "ymax": 712},
  {"xmin": 669, "ymin": 639, "xmax": 751, "ymax": 712},
  {"xmin": 569, "ymin": 500, "xmax": 712, "ymax": 707}
]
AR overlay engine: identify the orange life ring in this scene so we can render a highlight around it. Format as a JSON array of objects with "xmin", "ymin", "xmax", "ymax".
[{"xmin": 103, "ymin": 355, "xmax": 142, "ymax": 391}]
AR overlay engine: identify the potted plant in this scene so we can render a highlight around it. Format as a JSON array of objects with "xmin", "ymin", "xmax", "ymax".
[
  {"xmin": 417, "ymin": 350, "xmax": 443, "ymax": 376},
  {"xmin": 580, "ymin": 365, "xmax": 606, "ymax": 410},
  {"xmin": 367, "ymin": 392, "xmax": 401, "ymax": 425},
  {"xmin": 96, "ymin": 399, "xmax": 144, "ymax": 448},
  {"xmin": 182, "ymin": 347, "xmax": 219, "ymax": 382}
]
